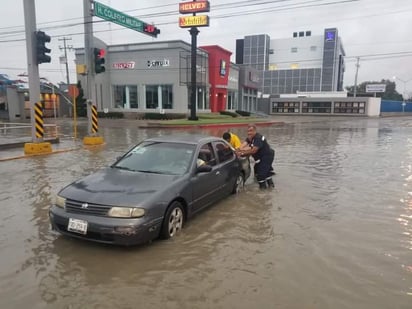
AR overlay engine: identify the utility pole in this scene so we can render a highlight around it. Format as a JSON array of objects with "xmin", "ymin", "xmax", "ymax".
[
  {"xmin": 59, "ymin": 37, "xmax": 72, "ymax": 87},
  {"xmin": 23, "ymin": 0, "xmax": 41, "ymax": 142},
  {"xmin": 83, "ymin": 0, "xmax": 94, "ymax": 134},
  {"xmin": 353, "ymin": 57, "xmax": 360, "ymax": 97}
]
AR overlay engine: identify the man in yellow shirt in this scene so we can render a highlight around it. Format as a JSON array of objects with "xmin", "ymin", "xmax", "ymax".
[{"xmin": 222, "ymin": 131, "xmax": 241, "ymax": 149}]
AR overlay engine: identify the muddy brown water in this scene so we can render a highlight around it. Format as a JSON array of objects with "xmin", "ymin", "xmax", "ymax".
[{"xmin": 0, "ymin": 116, "xmax": 411, "ymax": 308}]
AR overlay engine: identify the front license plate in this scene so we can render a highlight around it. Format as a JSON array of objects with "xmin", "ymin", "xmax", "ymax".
[{"xmin": 67, "ymin": 218, "xmax": 88, "ymax": 235}]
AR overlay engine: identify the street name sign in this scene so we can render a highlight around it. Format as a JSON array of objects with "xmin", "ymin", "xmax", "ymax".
[{"xmin": 94, "ymin": 1, "xmax": 159, "ymax": 37}]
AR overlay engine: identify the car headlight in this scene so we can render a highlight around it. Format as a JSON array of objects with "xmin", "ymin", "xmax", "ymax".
[
  {"xmin": 108, "ymin": 207, "xmax": 145, "ymax": 218},
  {"xmin": 55, "ymin": 195, "xmax": 66, "ymax": 208}
]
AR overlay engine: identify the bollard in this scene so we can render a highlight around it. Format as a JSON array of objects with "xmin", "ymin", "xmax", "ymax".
[
  {"xmin": 83, "ymin": 103, "xmax": 104, "ymax": 146},
  {"xmin": 35, "ymin": 101, "xmax": 44, "ymax": 139},
  {"xmin": 91, "ymin": 104, "xmax": 98, "ymax": 134},
  {"xmin": 24, "ymin": 101, "xmax": 52, "ymax": 155}
]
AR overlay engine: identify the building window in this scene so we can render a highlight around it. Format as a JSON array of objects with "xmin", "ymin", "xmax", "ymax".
[
  {"xmin": 310, "ymin": 46, "xmax": 317, "ymax": 51},
  {"xmin": 269, "ymin": 49, "xmax": 274, "ymax": 54},
  {"xmin": 197, "ymin": 87, "xmax": 206, "ymax": 110},
  {"xmin": 215, "ymin": 141, "xmax": 234, "ymax": 164},
  {"xmin": 145, "ymin": 85, "xmax": 173, "ymax": 109},
  {"xmin": 299, "ymin": 31, "xmax": 304, "ymax": 37},
  {"xmin": 113, "ymin": 85, "xmax": 138, "ymax": 109},
  {"xmin": 306, "ymin": 31, "xmax": 311, "ymax": 36},
  {"xmin": 161, "ymin": 85, "xmax": 173, "ymax": 109},
  {"xmin": 227, "ymin": 90, "xmax": 238, "ymax": 110},
  {"xmin": 291, "ymin": 47, "xmax": 298, "ymax": 53},
  {"xmin": 293, "ymin": 32, "xmax": 297, "ymax": 38},
  {"xmin": 269, "ymin": 64, "xmax": 277, "ymax": 70}
]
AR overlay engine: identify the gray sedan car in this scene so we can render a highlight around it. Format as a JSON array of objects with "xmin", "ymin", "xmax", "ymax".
[{"xmin": 49, "ymin": 134, "xmax": 251, "ymax": 246}]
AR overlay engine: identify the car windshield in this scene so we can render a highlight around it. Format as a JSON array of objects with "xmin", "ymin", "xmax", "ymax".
[{"xmin": 113, "ymin": 141, "xmax": 195, "ymax": 175}]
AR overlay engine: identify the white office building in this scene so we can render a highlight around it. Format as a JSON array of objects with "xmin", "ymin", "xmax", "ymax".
[{"xmin": 236, "ymin": 28, "xmax": 346, "ymax": 95}]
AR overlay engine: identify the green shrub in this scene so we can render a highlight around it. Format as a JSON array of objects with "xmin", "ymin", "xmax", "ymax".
[
  {"xmin": 97, "ymin": 112, "xmax": 124, "ymax": 118},
  {"xmin": 219, "ymin": 110, "xmax": 238, "ymax": 117},
  {"xmin": 143, "ymin": 113, "xmax": 186, "ymax": 120},
  {"xmin": 236, "ymin": 110, "xmax": 251, "ymax": 117}
]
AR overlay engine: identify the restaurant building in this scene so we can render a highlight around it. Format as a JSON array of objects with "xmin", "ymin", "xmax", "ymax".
[{"xmin": 75, "ymin": 39, "xmax": 259, "ymax": 116}]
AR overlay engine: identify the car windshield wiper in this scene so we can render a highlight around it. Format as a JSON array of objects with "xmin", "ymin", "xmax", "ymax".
[
  {"xmin": 136, "ymin": 169, "xmax": 165, "ymax": 174},
  {"xmin": 113, "ymin": 165, "xmax": 135, "ymax": 172}
]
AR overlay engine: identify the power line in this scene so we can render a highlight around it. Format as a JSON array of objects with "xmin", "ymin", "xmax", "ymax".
[{"xmin": 0, "ymin": 0, "xmax": 360, "ymax": 39}]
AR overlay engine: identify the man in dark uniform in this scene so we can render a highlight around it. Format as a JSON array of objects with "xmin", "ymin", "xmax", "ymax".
[{"xmin": 237, "ymin": 124, "xmax": 275, "ymax": 189}]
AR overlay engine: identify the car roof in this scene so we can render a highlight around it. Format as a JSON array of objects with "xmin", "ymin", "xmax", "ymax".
[{"xmin": 144, "ymin": 134, "xmax": 221, "ymax": 145}]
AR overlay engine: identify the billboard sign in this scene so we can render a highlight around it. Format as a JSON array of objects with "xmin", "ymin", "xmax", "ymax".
[
  {"xmin": 179, "ymin": 15, "xmax": 209, "ymax": 28},
  {"xmin": 366, "ymin": 84, "xmax": 386, "ymax": 93},
  {"xmin": 179, "ymin": 1, "xmax": 210, "ymax": 14}
]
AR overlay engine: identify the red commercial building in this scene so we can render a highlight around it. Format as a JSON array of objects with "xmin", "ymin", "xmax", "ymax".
[{"xmin": 200, "ymin": 45, "xmax": 232, "ymax": 112}]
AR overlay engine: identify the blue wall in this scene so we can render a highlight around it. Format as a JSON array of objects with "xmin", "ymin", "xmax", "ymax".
[{"xmin": 381, "ymin": 100, "xmax": 412, "ymax": 112}]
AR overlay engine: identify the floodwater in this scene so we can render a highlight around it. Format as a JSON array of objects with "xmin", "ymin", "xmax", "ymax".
[{"xmin": 0, "ymin": 116, "xmax": 411, "ymax": 309}]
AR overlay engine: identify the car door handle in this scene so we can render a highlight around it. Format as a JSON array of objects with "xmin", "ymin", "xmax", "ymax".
[{"xmin": 215, "ymin": 171, "xmax": 220, "ymax": 175}]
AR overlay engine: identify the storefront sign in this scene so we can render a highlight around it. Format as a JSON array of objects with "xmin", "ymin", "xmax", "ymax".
[
  {"xmin": 229, "ymin": 76, "xmax": 238, "ymax": 83},
  {"xmin": 179, "ymin": 1, "xmax": 210, "ymax": 14},
  {"xmin": 112, "ymin": 62, "xmax": 135, "ymax": 69},
  {"xmin": 220, "ymin": 60, "xmax": 226, "ymax": 76},
  {"xmin": 196, "ymin": 64, "xmax": 206, "ymax": 73},
  {"xmin": 147, "ymin": 59, "xmax": 170, "ymax": 68},
  {"xmin": 179, "ymin": 15, "xmax": 209, "ymax": 28}
]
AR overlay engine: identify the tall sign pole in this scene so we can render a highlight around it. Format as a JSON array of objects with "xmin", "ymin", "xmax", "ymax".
[
  {"xmin": 23, "ymin": 0, "xmax": 41, "ymax": 141},
  {"xmin": 179, "ymin": 0, "xmax": 210, "ymax": 121},
  {"xmin": 189, "ymin": 26, "xmax": 199, "ymax": 121}
]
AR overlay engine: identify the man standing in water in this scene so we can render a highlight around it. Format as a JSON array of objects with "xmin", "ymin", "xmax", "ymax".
[{"xmin": 237, "ymin": 124, "xmax": 275, "ymax": 189}]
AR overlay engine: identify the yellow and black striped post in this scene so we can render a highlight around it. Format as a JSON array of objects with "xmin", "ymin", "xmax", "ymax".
[
  {"xmin": 83, "ymin": 103, "xmax": 104, "ymax": 145},
  {"xmin": 34, "ymin": 101, "xmax": 44, "ymax": 139},
  {"xmin": 24, "ymin": 101, "xmax": 52, "ymax": 155},
  {"xmin": 91, "ymin": 104, "xmax": 98, "ymax": 134}
]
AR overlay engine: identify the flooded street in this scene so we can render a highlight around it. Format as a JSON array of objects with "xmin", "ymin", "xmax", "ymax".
[{"xmin": 0, "ymin": 116, "xmax": 411, "ymax": 309}]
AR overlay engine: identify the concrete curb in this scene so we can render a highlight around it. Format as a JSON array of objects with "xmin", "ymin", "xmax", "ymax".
[{"xmin": 138, "ymin": 121, "xmax": 285, "ymax": 129}]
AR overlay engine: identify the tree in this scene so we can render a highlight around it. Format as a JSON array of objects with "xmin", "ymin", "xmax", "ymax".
[{"xmin": 345, "ymin": 79, "xmax": 403, "ymax": 101}]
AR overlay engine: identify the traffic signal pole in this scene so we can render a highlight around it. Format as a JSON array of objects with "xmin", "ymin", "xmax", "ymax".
[
  {"xmin": 83, "ymin": 0, "xmax": 93, "ymax": 135},
  {"xmin": 23, "ymin": 0, "xmax": 52, "ymax": 154},
  {"xmin": 23, "ymin": 0, "xmax": 41, "ymax": 142},
  {"xmin": 82, "ymin": 0, "xmax": 104, "ymax": 145}
]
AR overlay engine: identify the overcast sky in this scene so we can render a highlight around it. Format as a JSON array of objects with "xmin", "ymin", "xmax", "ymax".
[{"xmin": 1, "ymin": 0, "xmax": 411, "ymax": 95}]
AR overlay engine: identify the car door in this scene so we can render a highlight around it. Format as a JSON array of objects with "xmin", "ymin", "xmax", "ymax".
[
  {"xmin": 191, "ymin": 142, "xmax": 222, "ymax": 212},
  {"xmin": 213, "ymin": 140, "xmax": 238, "ymax": 194}
]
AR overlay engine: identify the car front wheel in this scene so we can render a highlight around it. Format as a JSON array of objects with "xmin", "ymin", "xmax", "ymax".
[
  {"xmin": 161, "ymin": 201, "xmax": 184, "ymax": 239},
  {"xmin": 232, "ymin": 172, "xmax": 245, "ymax": 194}
]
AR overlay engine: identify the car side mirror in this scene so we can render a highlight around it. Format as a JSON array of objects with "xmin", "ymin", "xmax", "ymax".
[{"xmin": 196, "ymin": 164, "xmax": 212, "ymax": 173}]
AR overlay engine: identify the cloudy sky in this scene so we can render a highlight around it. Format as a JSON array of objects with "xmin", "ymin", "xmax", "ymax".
[{"xmin": 1, "ymin": 0, "xmax": 412, "ymax": 95}]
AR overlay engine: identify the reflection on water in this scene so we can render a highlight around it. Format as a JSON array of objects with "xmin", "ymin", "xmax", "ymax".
[
  {"xmin": 0, "ymin": 117, "xmax": 412, "ymax": 308},
  {"xmin": 400, "ymin": 139, "xmax": 412, "ymax": 296}
]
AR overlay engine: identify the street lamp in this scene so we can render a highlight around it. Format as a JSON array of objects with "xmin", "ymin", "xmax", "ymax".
[{"xmin": 392, "ymin": 76, "xmax": 412, "ymax": 112}]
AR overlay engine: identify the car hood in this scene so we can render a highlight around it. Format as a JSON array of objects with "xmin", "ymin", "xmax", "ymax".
[{"xmin": 59, "ymin": 167, "xmax": 183, "ymax": 206}]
